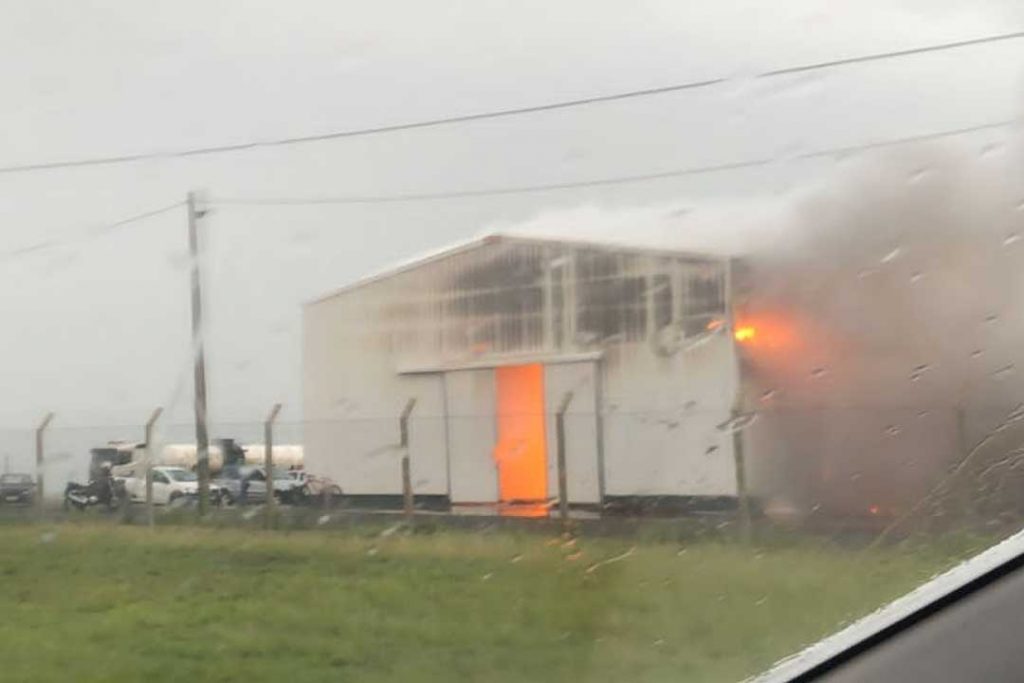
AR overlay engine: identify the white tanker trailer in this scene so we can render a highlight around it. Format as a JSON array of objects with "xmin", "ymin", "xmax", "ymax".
[
  {"xmin": 158, "ymin": 442, "xmax": 304, "ymax": 472},
  {"xmin": 102, "ymin": 438, "xmax": 304, "ymax": 478}
]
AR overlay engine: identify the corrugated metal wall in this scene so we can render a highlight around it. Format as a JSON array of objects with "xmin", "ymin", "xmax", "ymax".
[{"xmin": 303, "ymin": 238, "xmax": 740, "ymax": 501}]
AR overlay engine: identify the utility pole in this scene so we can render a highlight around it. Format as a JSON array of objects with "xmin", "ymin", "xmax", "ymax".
[
  {"xmin": 35, "ymin": 412, "xmax": 54, "ymax": 514},
  {"xmin": 144, "ymin": 407, "xmax": 163, "ymax": 528},
  {"xmin": 264, "ymin": 403, "xmax": 282, "ymax": 529},
  {"xmin": 188, "ymin": 191, "xmax": 211, "ymax": 515}
]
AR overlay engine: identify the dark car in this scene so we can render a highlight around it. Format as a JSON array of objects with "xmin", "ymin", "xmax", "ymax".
[{"xmin": 0, "ymin": 473, "xmax": 34, "ymax": 505}]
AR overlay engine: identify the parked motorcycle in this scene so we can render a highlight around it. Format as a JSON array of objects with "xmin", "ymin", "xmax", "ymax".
[{"xmin": 63, "ymin": 476, "xmax": 125, "ymax": 511}]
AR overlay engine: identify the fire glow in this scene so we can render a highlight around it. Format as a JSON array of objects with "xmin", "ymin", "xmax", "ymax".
[
  {"xmin": 734, "ymin": 326, "xmax": 756, "ymax": 342},
  {"xmin": 494, "ymin": 364, "xmax": 548, "ymax": 512}
]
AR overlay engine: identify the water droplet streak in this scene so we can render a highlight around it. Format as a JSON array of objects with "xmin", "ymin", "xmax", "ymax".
[
  {"xmin": 716, "ymin": 412, "xmax": 758, "ymax": 434},
  {"xmin": 880, "ymin": 247, "xmax": 902, "ymax": 264}
]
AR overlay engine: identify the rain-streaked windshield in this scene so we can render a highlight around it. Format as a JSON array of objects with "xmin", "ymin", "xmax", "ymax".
[{"xmin": 2, "ymin": 3, "xmax": 1023, "ymax": 682}]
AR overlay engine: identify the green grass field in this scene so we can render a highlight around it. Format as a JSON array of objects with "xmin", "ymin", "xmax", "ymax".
[{"xmin": 0, "ymin": 522, "xmax": 983, "ymax": 682}]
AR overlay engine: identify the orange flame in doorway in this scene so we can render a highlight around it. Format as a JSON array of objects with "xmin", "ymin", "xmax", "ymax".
[{"xmin": 494, "ymin": 364, "xmax": 548, "ymax": 513}]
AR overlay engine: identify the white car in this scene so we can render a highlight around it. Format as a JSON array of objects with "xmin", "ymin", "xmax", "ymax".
[{"xmin": 122, "ymin": 466, "xmax": 219, "ymax": 505}]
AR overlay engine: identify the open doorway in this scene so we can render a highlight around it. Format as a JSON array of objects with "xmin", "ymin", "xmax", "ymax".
[{"xmin": 494, "ymin": 364, "xmax": 548, "ymax": 515}]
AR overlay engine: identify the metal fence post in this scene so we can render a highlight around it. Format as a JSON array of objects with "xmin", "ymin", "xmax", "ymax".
[
  {"xmin": 35, "ymin": 413, "xmax": 54, "ymax": 515},
  {"xmin": 264, "ymin": 404, "xmax": 282, "ymax": 529},
  {"xmin": 145, "ymin": 408, "xmax": 163, "ymax": 528},
  {"xmin": 731, "ymin": 404, "xmax": 752, "ymax": 543},
  {"xmin": 400, "ymin": 399, "xmax": 416, "ymax": 519},
  {"xmin": 952, "ymin": 402, "xmax": 975, "ymax": 522},
  {"xmin": 556, "ymin": 392, "xmax": 574, "ymax": 527}
]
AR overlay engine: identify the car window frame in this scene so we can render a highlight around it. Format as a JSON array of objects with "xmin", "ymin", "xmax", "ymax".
[{"xmin": 753, "ymin": 528, "xmax": 1024, "ymax": 681}]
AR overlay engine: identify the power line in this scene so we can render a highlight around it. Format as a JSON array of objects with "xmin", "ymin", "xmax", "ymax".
[
  {"xmin": 761, "ymin": 30, "xmax": 1024, "ymax": 77},
  {"xmin": 1, "ymin": 30, "xmax": 1021, "ymax": 177},
  {"xmin": 0, "ymin": 201, "xmax": 183, "ymax": 264},
  {"xmin": 212, "ymin": 158, "xmax": 776, "ymax": 206},
  {"xmin": 209, "ymin": 118, "xmax": 1018, "ymax": 206},
  {"xmin": 84, "ymin": 201, "xmax": 185, "ymax": 236},
  {"xmin": 800, "ymin": 118, "xmax": 1016, "ymax": 156}
]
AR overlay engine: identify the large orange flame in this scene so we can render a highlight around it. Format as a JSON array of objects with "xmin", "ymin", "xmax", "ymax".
[{"xmin": 494, "ymin": 364, "xmax": 548, "ymax": 514}]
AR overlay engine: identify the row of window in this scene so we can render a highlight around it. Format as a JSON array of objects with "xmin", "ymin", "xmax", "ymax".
[{"xmin": 386, "ymin": 247, "xmax": 726, "ymax": 356}]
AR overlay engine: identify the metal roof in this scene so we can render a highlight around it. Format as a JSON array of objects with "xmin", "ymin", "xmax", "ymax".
[{"xmin": 306, "ymin": 232, "xmax": 728, "ymax": 307}]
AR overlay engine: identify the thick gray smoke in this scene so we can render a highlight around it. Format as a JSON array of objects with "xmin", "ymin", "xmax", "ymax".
[
  {"xmin": 739, "ymin": 141, "xmax": 1024, "ymax": 523},
  {"xmin": 501, "ymin": 133, "xmax": 1024, "ymax": 525}
]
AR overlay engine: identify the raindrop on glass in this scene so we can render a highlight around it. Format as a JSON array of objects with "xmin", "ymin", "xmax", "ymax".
[
  {"xmin": 909, "ymin": 272, "xmax": 924, "ymax": 284},
  {"xmin": 980, "ymin": 142, "xmax": 1001, "ymax": 157},
  {"xmin": 810, "ymin": 367, "xmax": 827, "ymax": 379},
  {"xmin": 993, "ymin": 364, "xmax": 1015, "ymax": 379},
  {"xmin": 378, "ymin": 524, "xmax": 401, "ymax": 538},
  {"xmin": 885, "ymin": 424, "xmax": 903, "ymax": 437},
  {"xmin": 909, "ymin": 364, "xmax": 931, "ymax": 381},
  {"xmin": 880, "ymin": 247, "xmax": 902, "ymax": 264},
  {"xmin": 716, "ymin": 412, "xmax": 758, "ymax": 434},
  {"xmin": 1004, "ymin": 233, "xmax": 1021, "ymax": 246}
]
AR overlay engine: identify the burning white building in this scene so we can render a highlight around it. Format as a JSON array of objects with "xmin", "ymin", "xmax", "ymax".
[{"xmin": 303, "ymin": 234, "xmax": 743, "ymax": 512}]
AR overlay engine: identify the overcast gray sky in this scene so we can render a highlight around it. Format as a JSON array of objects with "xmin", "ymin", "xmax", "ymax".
[{"xmin": 0, "ymin": 0, "xmax": 1022, "ymax": 431}]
